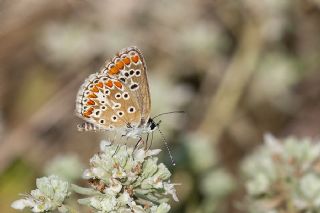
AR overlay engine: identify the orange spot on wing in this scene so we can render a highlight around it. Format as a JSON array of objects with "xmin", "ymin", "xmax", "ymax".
[
  {"xmin": 96, "ymin": 82, "xmax": 103, "ymax": 88},
  {"xmin": 83, "ymin": 107, "xmax": 94, "ymax": 117},
  {"xmin": 91, "ymin": 86, "xmax": 99, "ymax": 93},
  {"xmin": 88, "ymin": 93, "xmax": 97, "ymax": 98},
  {"xmin": 88, "ymin": 107, "xmax": 94, "ymax": 113},
  {"xmin": 109, "ymin": 66, "xmax": 119, "ymax": 75},
  {"xmin": 123, "ymin": 57, "xmax": 130, "ymax": 65},
  {"xmin": 83, "ymin": 112, "xmax": 90, "ymax": 118},
  {"xmin": 116, "ymin": 61, "xmax": 124, "ymax": 70},
  {"xmin": 105, "ymin": 80, "xmax": 113, "ymax": 88},
  {"xmin": 87, "ymin": 99, "xmax": 95, "ymax": 105},
  {"xmin": 114, "ymin": 81, "xmax": 122, "ymax": 89},
  {"xmin": 131, "ymin": 55, "xmax": 139, "ymax": 63}
]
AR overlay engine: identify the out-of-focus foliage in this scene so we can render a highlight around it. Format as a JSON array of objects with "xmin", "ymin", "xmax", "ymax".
[
  {"xmin": 180, "ymin": 133, "xmax": 235, "ymax": 212},
  {"xmin": 242, "ymin": 135, "xmax": 320, "ymax": 213},
  {"xmin": 1, "ymin": 0, "xmax": 320, "ymax": 212}
]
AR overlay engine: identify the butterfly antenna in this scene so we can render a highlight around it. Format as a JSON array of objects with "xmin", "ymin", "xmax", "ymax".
[
  {"xmin": 152, "ymin": 111, "xmax": 185, "ymax": 120},
  {"xmin": 158, "ymin": 128, "xmax": 176, "ymax": 166}
]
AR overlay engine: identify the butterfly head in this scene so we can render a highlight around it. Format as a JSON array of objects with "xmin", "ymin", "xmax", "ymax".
[{"xmin": 147, "ymin": 118, "xmax": 161, "ymax": 131}]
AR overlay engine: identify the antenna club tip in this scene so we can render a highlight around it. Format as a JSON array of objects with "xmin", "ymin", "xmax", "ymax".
[{"xmin": 172, "ymin": 163, "xmax": 176, "ymax": 166}]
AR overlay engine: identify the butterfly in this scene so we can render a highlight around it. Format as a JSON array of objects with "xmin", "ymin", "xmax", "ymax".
[{"xmin": 75, "ymin": 46, "xmax": 159, "ymax": 139}]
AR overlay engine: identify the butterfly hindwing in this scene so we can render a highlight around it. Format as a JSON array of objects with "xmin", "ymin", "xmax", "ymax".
[{"xmin": 75, "ymin": 73, "xmax": 141, "ymax": 130}]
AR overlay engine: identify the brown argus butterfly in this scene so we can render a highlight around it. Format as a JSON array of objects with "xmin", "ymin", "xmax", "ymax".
[{"xmin": 75, "ymin": 46, "xmax": 158, "ymax": 139}]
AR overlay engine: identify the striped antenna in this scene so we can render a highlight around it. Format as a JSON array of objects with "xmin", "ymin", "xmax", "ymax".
[{"xmin": 158, "ymin": 128, "xmax": 176, "ymax": 166}]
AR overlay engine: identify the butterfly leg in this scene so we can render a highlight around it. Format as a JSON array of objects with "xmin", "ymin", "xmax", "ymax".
[
  {"xmin": 110, "ymin": 137, "xmax": 118, "ymax": 156},
  {"xmin": 132, "ymin": 136, "xmax": 145, "ymax": 160},
  {"xmin": 144, "ymin": 133, "xmax": 150, "ymax": 151},
  {"xmin": 112, "ymin": 144, "xmax": 120, "ymax": 157},
  {"xmin": 133, "ymin": 137, "xmax": 142, "ymax": 152},
  {"xmin": 147, "ymin": 132, "xmax": 154, "ymax": 151},
  {"xmin": 121, "ymin": 136, "xmax": 129, "ymax": 153}
]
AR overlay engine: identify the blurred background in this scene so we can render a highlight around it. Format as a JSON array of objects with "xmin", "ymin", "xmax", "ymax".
[{"xmin": 1, "ymin": 0, "xmax": 320, "ymax": 212}]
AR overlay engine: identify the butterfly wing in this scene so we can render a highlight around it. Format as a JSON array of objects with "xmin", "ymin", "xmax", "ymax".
[
  {"xmin": 101, "ymin": 46, "xmax": 151, "ymax": 126},
  {"xmin": 75, "ymin": 73, "xmax": 141, "ymax": 131}
]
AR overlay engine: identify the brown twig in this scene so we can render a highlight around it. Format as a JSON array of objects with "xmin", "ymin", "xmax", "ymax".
[{"xmin": 197, "ymin": 20, "xmax": 264, "ymax": 143}]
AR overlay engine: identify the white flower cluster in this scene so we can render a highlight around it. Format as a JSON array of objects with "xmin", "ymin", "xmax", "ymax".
[
  {"xmin": 242, "ymin": 134, "xmax": 320, "ymax": 212},
  {"xmin": 74, "ymin": 140, "xmax": 178, "ymax": 213},
  {"xmin": 11, "ymin": 175, "xmax": 70, "ymax": 213}
]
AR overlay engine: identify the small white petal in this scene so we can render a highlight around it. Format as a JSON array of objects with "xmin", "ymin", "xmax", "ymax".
[
  {"xmin": 146, "ymin": 149, "xmax": 162, "ymax": 157},
  {"xmin": 100, "ymin": 140, "xmax": 112, "ymax": 151},
  {"xmin": 264, "ymin": 133, "xmax": 283, "ymax": 154},
  {"xmin": 151, "ymin": 203, "xmax": 171, "ymax": 213},
  {"xmin": 11, "ymin": 199, "xmax": 30, "ymax": 210},
  {"xmin": 112, "ymin": 167, "xmax": 126, "ymax": 179},
  {"xmin": 92, "ymin": 167, "xmax": 106, "ymax": 177},
  {"xmin": 164, "ymin": 183, "xmax": 179, "ymax": 202},
  {"xmin": 300, "ymin": 173, "xmax": 320, "ymax": 199},
  {"xmin": 117, "ymin": 191, "xmax": 132, "ymax": 206},
  {"xmin": 82, "ymin": 169, "xmax": 93, "ymax": 179},
  {"xmin": 108, "ymin": 179, "xmax": 122, "ymax": 194},
  {"xmin": 133, "ymin": 149, "xmax": 146, "ymax": 162},
  {"xmin": 128, "ymin": 201, "xmax": 145, "ymax": 213}
]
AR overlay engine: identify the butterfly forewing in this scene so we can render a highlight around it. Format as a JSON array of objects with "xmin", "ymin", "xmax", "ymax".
[{"xmin": 101, "ymin": 47, "xmax": 151, "ymax": 125}]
